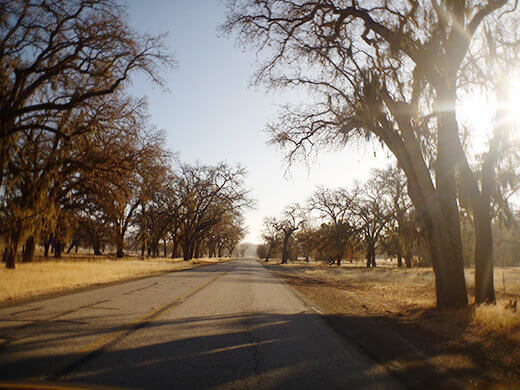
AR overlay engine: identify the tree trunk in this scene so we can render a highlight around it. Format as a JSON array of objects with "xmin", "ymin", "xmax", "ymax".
[
  {"xmin": 5, "ymin": 245, "xmax": 17, "ymax": 269},
  {"xmin": 54, "ymin": 239, "xmax": 62, "ymax": 259},
  {"xmin": 405, "ymin": 254, "xmax": 412, "ymax": 268},
  {"xmin": 427, "ymin": 217, "xmax": 468, "ymax": 309},
  {"xmin": 171, "ymin": 240, "xmax": 179, "ymax": 259},
  {"xmin": 43, "ymin": 235, "xmax": 51, "ymax": 258},
  {"xmin": 22, "ymin": 236, "xmax": 36, "ymax": 263},
  {"xmin": 281, "ymin": 237, "xmax": 289, "ymax": 264},
  {"xmin": 432, "ymin": 88, "xmax": 468, "ymax": 309},
  {"xmin": 265, "ymin": 244, "xmax": 272, "ymax": 262},
  {"xmin": 474, "ymin": 197, "xmax": 495, "ymax": 304},
  {"xmin": 194, "ymin": 240, "xmax": 201, "ymax": 258},
  {"xmin": 116, "ymin": 241, "xmax": 124, "ymax": 258},
  {"xmin": 397, "ymin": 253, "xmax": 403, "ymax": 268},
  {"xmin": 67, "ymin": 239, "xmax": 78, "ymax": 254},
  {"xmin": 183, "ymin": 239, "xmax": 194, "ymax": 260},
  {"xmin": 163, "ymin": 239, "xmax": 167, "ymax": 257},
  {"xmin": 93, "ymin": 241, "xmax": 102, "ymax": 256},
  {"xmin": 5, "ymin": 222, "xmax": 22, "ymax": 269}
]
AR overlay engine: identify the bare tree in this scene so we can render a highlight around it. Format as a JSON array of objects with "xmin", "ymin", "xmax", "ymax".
[
  {"xmin": 308, "ymin": 186, "xmax": 357, "ymax": 266},
  {"xmin": 222, "ymin": 0, "xmax": 518, "ymax": 308},
  {"xmin": 175, "ymin": 162, "xmax": 253, "ymax": 260},
  {"xmin": 0, "ymin": 0, "xmax": 173, "ymax": 190},
  {"xmin": 354, "ymin": 183, "xmax": 391, "ymax": 268},
  {"xmin": 261, "ymin": 217, "xmax": 281, "ymax": 262},
  {"xmin": 276, "ymin": 204, "xmax": 306, "ymax": 264}
]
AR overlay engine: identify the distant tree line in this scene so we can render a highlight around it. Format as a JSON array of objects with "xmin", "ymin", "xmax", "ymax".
[
  {"xmin": 258, "ymin": 165, "xmax": 427, "ymax": 268},
  {"xmin": 0, "ymin": 0, "xmax": 252, "ymax": 268},
  {"xmin": 259, "ymin": 164, "xmax": 520, "ymax": 271}
]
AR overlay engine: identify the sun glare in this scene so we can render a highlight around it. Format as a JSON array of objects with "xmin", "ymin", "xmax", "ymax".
[{"xmin": 457, "ymin": 74, "xmax": 520, "ymax": 154}]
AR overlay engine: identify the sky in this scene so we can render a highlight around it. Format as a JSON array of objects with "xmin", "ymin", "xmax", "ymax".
[{"xmin": 123, "ymin": 0, "xmax": 392, "ymax": 243}]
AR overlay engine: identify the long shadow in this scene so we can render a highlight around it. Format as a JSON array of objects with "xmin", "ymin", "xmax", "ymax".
[
  {"xmin": 1, "ymin": 259, "xmax": 517, "ymax": 389},
  {"xmin": 1, "ymin": 309, "xmax": 514, "ymax": 389}
]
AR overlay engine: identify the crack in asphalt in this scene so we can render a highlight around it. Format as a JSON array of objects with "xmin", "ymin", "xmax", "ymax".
[
  {"xmin": 122, "ymin": 282, "xmax": 159, "ymax": 296},
  {"xmin": 0, "ymin": 299, "xmax": 112, "ymax": 348},
  {"xmin": 45, "ymin": 265, "xmax": 236, "ymax": 381},
  {"xmin": 10, "ymin": 307, "xmax": 43, "ymax": 316}
]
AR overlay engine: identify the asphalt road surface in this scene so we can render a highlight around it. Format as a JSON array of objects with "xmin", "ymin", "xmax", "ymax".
[{"xmin": 0, "ymin": 259, "xmax": 403, "ymax": 389}]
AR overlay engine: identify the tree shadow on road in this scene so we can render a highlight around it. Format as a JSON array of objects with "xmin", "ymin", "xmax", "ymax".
[{"xmin": 1, "ymin": 308, "xmax": 511, "ymax": 389}]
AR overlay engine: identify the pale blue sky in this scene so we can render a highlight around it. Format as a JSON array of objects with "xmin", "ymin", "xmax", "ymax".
[{"xmin": 124, "ymin": 0, "xmax": 391, "ymax": 243}]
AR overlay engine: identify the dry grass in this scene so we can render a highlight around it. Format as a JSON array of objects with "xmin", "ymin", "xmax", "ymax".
[
  {"xmin": 0, "ymin": 256, "xmax": 231, "ymax": 304},
  {"xmin": 281, "ymin": 260, "xmax": 520, "ymax": 336}
]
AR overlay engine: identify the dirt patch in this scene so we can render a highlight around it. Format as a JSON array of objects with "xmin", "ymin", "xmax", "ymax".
[{"xmin": 264, "ymin": 260, "xmax": 520, "ymax": 389}]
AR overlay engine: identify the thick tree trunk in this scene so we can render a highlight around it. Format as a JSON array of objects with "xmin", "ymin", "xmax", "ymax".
[
  {"xmin": 171, "ymin": 240, "xmax": 179, "ymax": 259},
  {"xmin": 397, "ymin": 253, "xmax": 403, "ymax": 268},
  {"xmin": 43, "ymin": 235, "xmax": 51, "ymax": 258},
  {"xmin": 22, "ymin": 236, "xmax": 35, "ymax": 263},
  {"xmin": 415, "ymin": 88, "xmax": 467, "ymax": 310},
  {"xmin": 427, "ymin": 216, "xmax": 468, "ymax": 309},
  {"xmin": 281, "ymin": 237, "xmax": 289, "ymax": 264},
  {"xmin": 54, "ymin": 239, "xmax": 62, "ymax": 259},
  {"xmin": 5, "ymin": 245, "xmax": 17, "ymax": 269},
  {"xmin": 93, "ymin": 241, "xmax": 102, "ymax": 256},
  {"xmin": 5, "ymin": 221, "xmax": 22, "ymax": 269},
  {"xmin": 474, "ymin": 197, "xmax": 495, "ymax": 304},
  {"xmin": 183, "ymin": 239, "xmax": 194, "ymax": 260},
  {"xmin": 116, "ymin": 241, "xmax": 124, "ymax": 258},
  {"xmin": 194, "ymin": 241, "xmax": 201, "ymax": 258},
  {"xmin": 366, "ymin": 243, "xmax": 376, "ymax": 268},
  {"xmin": 405, "ymin": 254, "xmax": 412, "ymax": 268}
]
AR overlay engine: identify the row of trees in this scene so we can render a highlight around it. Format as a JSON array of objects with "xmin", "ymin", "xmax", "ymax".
[
  {"xmin": 224, "ymin": 0, "xmax": 520, "ymax": 308},
  {"xmin": 259, "ymin": 165, "xmax": 424, "ymax": 268},
  {"xmin": 0, "ymin": 0, "xmax": 251, "ymax": 268}
]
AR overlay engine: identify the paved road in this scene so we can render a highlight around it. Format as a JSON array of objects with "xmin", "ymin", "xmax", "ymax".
[{"xmin": 0, "ymin": 259, "xmax": 403, "ymax": 389}]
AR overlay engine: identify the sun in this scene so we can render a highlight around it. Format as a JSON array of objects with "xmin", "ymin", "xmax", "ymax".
[
  {"xmin": 457, "ymin": 73, "xmax": 520, "ymax": 154},
  {"xmin": 457, "ymin": 89, "xmax": 496, "ymax": 153}
]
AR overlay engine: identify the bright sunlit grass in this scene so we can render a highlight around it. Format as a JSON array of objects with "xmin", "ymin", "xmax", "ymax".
[
  {"xmin": 0, "ymin": 257, "xmax": 230, "ymax": 303},
  {"xmin": 272, "ymin": 259, "xmax": 520, "ymax": 341}
]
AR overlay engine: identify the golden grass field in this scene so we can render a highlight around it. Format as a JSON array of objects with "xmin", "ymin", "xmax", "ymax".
[
  {"xmin": 0, "ymin": 256, "xmax": 231, "ymax": 304},
  {"xmin": 284, "ymin": 261, "xmax": 520, "ymax": 336}
]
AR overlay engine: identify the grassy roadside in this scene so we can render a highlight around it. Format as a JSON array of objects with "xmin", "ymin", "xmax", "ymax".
[
  {"xmin": 263, "ymin": 259, "xmax": 520, "ymax": 388},
  {"xmin": 0, "ymin": 256, "xmax": 233, "ymax": 304}
]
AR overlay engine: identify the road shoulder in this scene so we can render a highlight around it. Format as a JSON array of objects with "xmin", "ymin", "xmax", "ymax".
[{"xmin": 261, "ymin": 260, "xmax": 520, "ymax": 389}]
